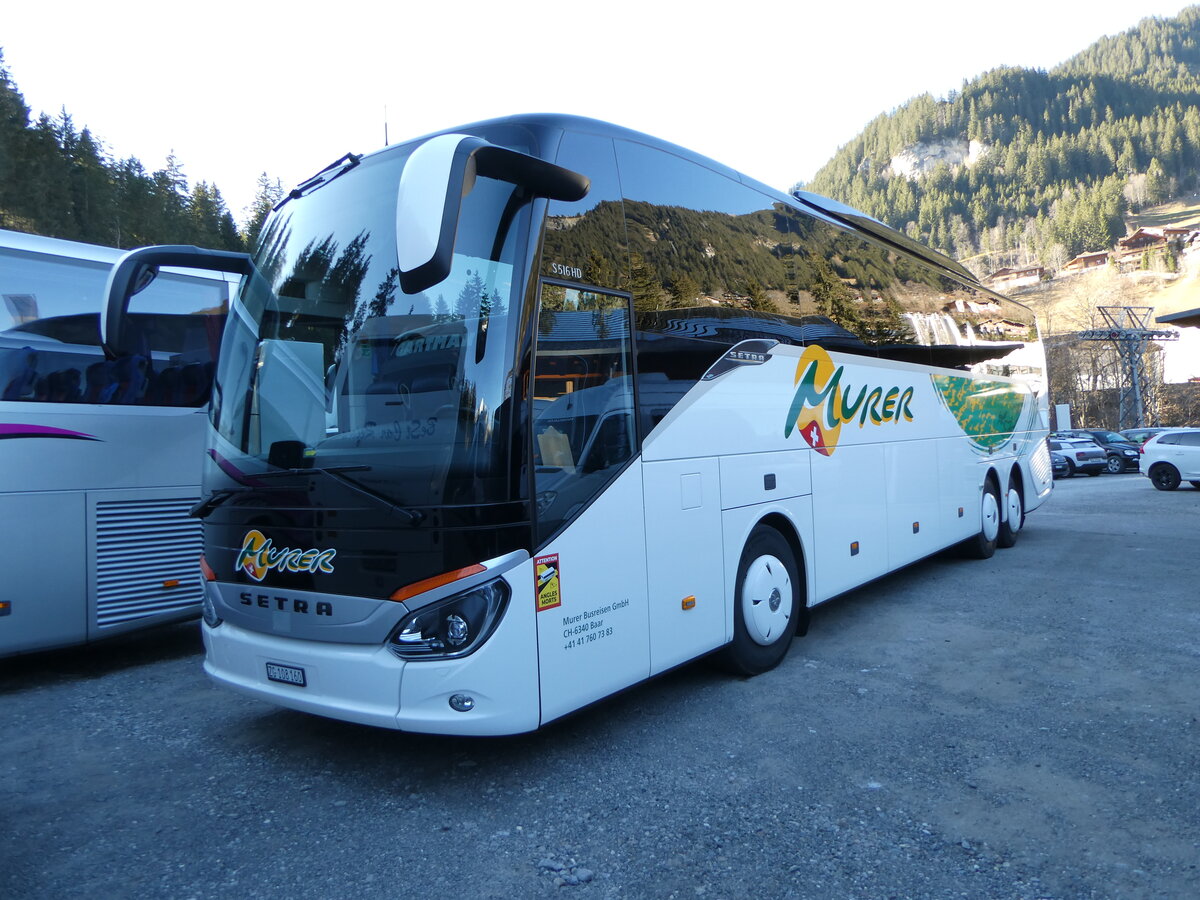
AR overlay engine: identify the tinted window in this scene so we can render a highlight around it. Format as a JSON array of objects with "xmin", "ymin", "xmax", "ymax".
[
  {"xmin": 1178, "ymin": 432, "xmax": 1200, "ymax": 447},
  {"xmin": 615, "ymin": 141, "xmax": 803, "ymax": 435},
  {"xmin": 2, "ymin": 248, "xmax": 228, "ymax": 406},
  {"xmin": 543, "ymin": 132, "xmax": 627, "ymax": 292},
  {"xmin": 615, "ymin": 140, "xmax": 793, "ymax": 314},
  {"xmin": 533, "ymin": 284, "xmax": 635, "ymax": 545}
]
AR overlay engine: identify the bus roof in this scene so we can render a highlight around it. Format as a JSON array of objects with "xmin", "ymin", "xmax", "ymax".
[
  {"xmin": 1, "ymin": 228, "xmax": 126, "ymax": 264},
  {"xmin": 291, "ymin": 113, "xmax": 1016, "ymax": 308}
]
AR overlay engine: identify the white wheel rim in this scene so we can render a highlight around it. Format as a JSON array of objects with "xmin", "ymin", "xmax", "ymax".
[
  {"xmin": 741, "ymin": 554, "xmax": 793, "ymax": 646},
  {"xmin": 1005, "ymin": 488, "xmax": 1022, "ymax": 535},
  {"xmin": 981, "ymin": 490, "xmax": 1000, "ymax": 541}
]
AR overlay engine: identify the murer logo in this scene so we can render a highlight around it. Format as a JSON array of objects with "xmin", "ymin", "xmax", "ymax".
[
  {"xmin": 236, "ymin": 530, "xmax": 337, "ymax": 582},
  {"xmin": 783, "ymin": 345, "xmax": 915, "ymax": 456}
]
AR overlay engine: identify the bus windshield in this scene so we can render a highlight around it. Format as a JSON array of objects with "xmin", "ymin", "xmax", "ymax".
[{"xmin": 210, "ymin": 147, "xmax": 532, "ymax": 512}]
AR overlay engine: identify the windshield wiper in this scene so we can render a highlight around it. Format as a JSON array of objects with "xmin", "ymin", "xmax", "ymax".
[
  {"xmin": 252, "ymin": 464, "xmax": 372, "ymax": 479},
  {"xmin": 255, "ymin": 465, "xmax": 425, "ymax": 525},
  {"xmin": 275, "ymin": 153, "xmax": 361, "ymax": 211},
  {"xmin": 189, "ymin": 484, "xmax": 292, "ymax": 519}
]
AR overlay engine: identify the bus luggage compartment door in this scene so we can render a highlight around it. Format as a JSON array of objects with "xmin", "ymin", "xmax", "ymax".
[
  {"xmin": 0, "ymin": 492, "xmax": 87, "ymax": 655},
  {"xmin": 642, "ymin": 458, "xmax": 725, "ymax": 675}
]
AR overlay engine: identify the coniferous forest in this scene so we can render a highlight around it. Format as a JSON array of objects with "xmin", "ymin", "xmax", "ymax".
[
  {"xmin": 805, "ymin": 6, "xmax": 1200, "ymax": 271},
  {"xmin": 5, "ymin": 8, "xmax": 1200, "ymax": 266},
  {"xmin": 0, "ymin": 49, "xmax": 281, "ymax": 252}
]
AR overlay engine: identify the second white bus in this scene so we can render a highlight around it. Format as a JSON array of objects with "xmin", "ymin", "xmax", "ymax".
[{"xmin": 1, "ymin": 229, "xmax": 239, "ymax": 656}]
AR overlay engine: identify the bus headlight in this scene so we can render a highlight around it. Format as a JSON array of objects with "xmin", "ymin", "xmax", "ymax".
[
  {"xmin": 387, "ymin": 579, "xmax": 509, "ymax": 660},
  {"xmin": 201, "ymin": 588, "xmax": 223, "ymax": 628}
]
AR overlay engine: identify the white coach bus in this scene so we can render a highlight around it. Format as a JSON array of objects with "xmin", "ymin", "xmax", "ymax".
[
  {"xmin": 1, "ymin": 230, "xmax": 239, "ymax": 656},
  {"xmin": 103, "ymin": 116, "xmax": 1052, "ymax": 733}
]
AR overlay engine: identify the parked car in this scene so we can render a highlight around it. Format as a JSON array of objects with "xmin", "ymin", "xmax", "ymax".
[
  {"xmin": 1049, "ymin": 449, "xmax": 1070, "ymax": 479},
  {"xmin": 1120, "ymin": 427, "xmax": 1172, "ymax": 446},
  {"xmin": 1058, "ymin": 429, "xmax": 1142, "ymax": 473},
  {"xmin": 1141, "ymin": 428, "xmax": 1200, "ymax": 491},
  {"xmin": 1047, "ymin": 438, "xmax": 1107, "ymax": 476}
]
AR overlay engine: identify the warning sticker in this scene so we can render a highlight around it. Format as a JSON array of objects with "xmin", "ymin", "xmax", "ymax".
[{"xmin": 535, "ymin": 554, "xmax": 561, "ymax": 612}]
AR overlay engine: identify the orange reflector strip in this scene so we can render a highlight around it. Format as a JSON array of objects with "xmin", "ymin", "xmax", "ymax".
[
  {"xmin": 850, "ymin": 541, "xmax": 860, "ymax": 556},
  {"xmin": 163, "ymin": 579, "xmax": 181, "ymax": 589},
  {"xmin": 199, "ymin": 556, "xmax": 217, "ymax": 582},
  {"xmin": 681, "ymin": 595, "xmax": 696, "ymax": 610},
  {"xmin": 390, "ymin": 564, "xmax": 487, "ymax": 602}
]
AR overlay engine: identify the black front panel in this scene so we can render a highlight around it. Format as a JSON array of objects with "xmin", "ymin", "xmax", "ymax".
[
  {"xmin": 204, "ymin": 129, "xmax": 548, "ymax": 599},
  {"xmin": 204, "ymin": 479, "xmax": 529, "ymax": 600}
]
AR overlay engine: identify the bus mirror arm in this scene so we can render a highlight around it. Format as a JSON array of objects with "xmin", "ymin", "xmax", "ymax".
[
  {"xmin": 396, "ymin": 135, "xmax": 589, "ymax": 295},
  {"xmin": 102, "ymin": 245, "xmax": 255, "ymax": 360}
]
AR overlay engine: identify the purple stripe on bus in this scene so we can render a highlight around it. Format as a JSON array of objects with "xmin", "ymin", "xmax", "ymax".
[{"xmin": 0, "ymin": 424, "xmax": 100, "ymax": 441}]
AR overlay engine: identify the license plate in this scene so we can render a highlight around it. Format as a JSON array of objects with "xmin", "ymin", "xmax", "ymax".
[{"xmin": 265, "ymin": 662, "xmax": 307, "ymax": 687}]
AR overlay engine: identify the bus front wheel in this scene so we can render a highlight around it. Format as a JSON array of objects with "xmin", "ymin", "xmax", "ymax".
[{"xmin": 720, "ymin": 525, "xmax": 801, "ymax": 676}]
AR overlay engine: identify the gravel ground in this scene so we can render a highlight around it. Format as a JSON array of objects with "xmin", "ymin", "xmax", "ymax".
[{"xmin": 2, "ymin": 472, "xmax": 1197, "ymax": 899}]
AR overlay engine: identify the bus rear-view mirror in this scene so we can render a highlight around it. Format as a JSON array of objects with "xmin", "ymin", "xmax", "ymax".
[{"xmin": 395, "ymin": 135, "xmax": 589, "ymax": 295}]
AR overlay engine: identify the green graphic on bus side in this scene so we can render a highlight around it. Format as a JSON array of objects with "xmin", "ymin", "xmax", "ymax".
[{"xmin": 930, "ymin": 374, "xmax": 1028, "ymax": 450}]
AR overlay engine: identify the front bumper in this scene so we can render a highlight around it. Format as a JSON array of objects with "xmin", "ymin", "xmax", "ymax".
[{"xmin": 201, "ymin": 564, "xmax": 541, "ymax": 736}]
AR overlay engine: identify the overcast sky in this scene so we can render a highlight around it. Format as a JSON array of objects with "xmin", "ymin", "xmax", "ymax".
[{"xmin": 4, "ymin": 1, "xmax": 1196, "ymax": 221}]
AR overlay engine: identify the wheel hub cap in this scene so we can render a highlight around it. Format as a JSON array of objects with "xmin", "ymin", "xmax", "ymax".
[
  {"xmin": 982, "ymin": 491, "xmax": 1000, "ymax": 542},
  {"xmin": 1006, "ymin": 489, "xmax": 1021, "ymax": 534},
  {"xmin": 743, "ymin": 555, "xmax": 792, "ymax": 646}
]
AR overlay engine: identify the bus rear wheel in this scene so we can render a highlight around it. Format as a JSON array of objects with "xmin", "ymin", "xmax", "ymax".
[
  {"xmin": 963, "ymin": 479, "xmax": 1000, "ymax": 560},
  {"xmin": 720, "ymin": 525, "xmax": 800, "ymax": 676},
  {"xmin": 997, "ymin": 480, "xmax": 1023, "ymax": 549}
]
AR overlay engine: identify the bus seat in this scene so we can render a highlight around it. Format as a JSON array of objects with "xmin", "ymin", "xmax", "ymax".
[
  {"xmin": 2, "ymin": 346, "xmax": 38, "ymax": 400},
  {"xmin": 180, "ymin": 363, "xmax": 208, "ymax": 405},
  {"xmin": 47, "ymin": 368, "xmax": 83, "ymax": 402},
  {"xmin": 147, "ymin": 367, "xmax": 180, "ymax": 405},
  {"xmin": 112, "ymin": 355, "xmax": 149, "ymax": 405},
  {"xmin": 85, "ymin": 361, "xmax": 116, "ymax": 403}
]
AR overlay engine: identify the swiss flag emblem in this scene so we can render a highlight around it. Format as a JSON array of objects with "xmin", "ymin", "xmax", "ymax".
[{"xmin": 799, "ymin": 420, "xmax": 832, "ymax": 456}]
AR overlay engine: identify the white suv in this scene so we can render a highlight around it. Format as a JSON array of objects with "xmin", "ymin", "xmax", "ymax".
[{"xmin": 1141, "ymin": 429, "xmax": 1200, "ymax": 491}]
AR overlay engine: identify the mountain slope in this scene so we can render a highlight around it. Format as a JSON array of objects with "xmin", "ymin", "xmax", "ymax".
[{"xmin": 805, "ymin": 6, "xmax": 1200, "ymax": 272}]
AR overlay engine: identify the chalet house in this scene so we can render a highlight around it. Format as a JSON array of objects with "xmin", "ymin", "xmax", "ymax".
[
  {"xmin": 1118, "ymin": 228, "xmax": 1167, "ymax": 252},
  {"xmin": 1061, "ymin": 251, "xmax": 1109, "ymax": 273},
  {"xmin": 948, "ymin": 297, "xmax": 1002, "ymax": 315},
  {"xmin": 974, "ymin": 318, "xmax": 1030, "ymax": 339},
  {"xmin": 985, "ymin": 266, "xmax": 1044, "ymax": 290}
]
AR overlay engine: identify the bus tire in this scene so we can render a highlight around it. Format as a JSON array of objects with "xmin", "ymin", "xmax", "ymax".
[
  {"xmin": 997, "ymin": 479, "xmax": 1023, "ymax": 549},
  {"xmin": 964, "ymin": 478, "xmax": 1000, "ymax": 560},
  {"xmin": 720, "ymin": 525, "xmax": 799, "ymax": 676}
]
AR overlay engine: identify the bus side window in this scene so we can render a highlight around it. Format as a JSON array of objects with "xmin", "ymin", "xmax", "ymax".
[
  {"xmin": 533, "ymin": 284, "xmax": 635, "ymax": 545},
  {"xmin": 581, "ymin": 412, "xmax": 634, "ymax": 473}
]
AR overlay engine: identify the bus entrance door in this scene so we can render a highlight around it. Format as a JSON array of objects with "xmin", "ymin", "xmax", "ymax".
[{"xmin": 530, "ymin": 283, "xmax": 651, "ymax": 724}]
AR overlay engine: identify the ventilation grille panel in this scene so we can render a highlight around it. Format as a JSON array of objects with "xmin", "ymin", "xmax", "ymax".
[{"xmin": 94, "ymin": 498, "xmax": 203, "ymax": 628}]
